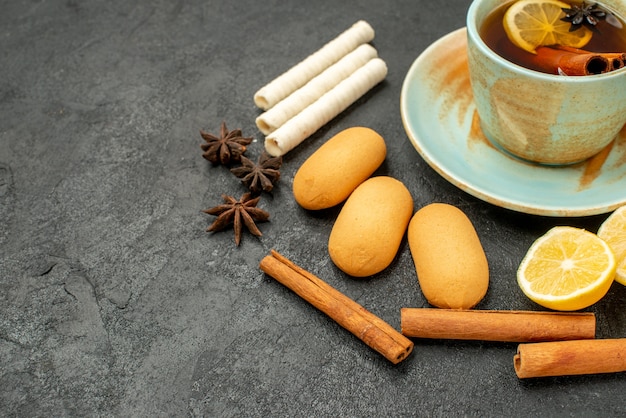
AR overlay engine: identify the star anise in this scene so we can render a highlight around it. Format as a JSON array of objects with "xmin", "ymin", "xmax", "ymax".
[
  {"xmin": 230, "ymin": 151, "xmax": 282, "ymax": 194},
  {"xmin": 203, "ymin": 193, "xmax": 270, "ymax": 246},
  {"xmin": 200, "ymin": 121, "xmax": 253, "ymax": 165},
  {"xmin": 561, "ymin": 2, "xmax": 608, "ymax": 32}
]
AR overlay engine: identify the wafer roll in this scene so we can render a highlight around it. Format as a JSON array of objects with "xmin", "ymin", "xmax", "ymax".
[
  {"xmin": 253, "ymin": 20, "xmax": 375, "ymax": 111},
  {"xmin": 264, "ymin": 57, "xmax": 387, "ymax": 157},
  {"xmin": 256, "ymin": 44, "xmax": 378, "ymax": 135}
]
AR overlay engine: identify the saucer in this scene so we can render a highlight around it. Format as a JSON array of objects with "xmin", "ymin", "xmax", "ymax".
[{"xmin": 400, "ymin": 27, "xmax": 626, "ymax": 217}]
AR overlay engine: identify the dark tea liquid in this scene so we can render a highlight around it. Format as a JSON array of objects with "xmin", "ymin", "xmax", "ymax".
[{"xmin": 480, "ymin": 1, "xmax": 626, "ymax": 73}]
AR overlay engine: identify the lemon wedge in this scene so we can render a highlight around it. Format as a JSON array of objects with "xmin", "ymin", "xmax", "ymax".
[
  {"xmin": 598, "ymin": 205, "xmax": 626, "ymax": 286},
  {"xmin": 517, "ymin": 226, "xmax": 616, "ymax": 311}
]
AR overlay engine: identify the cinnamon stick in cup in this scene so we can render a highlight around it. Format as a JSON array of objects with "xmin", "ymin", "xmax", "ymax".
[
  {"xmin": 532, "ymin": 46, "xmax": 626, "ymax": 76},
  {"xmin": 515, "ymin": 339, "xmax": 626, "ymax": 378},
  {"xmin": 400, "ymin": 308, "xmax": 596, "ymax": 342},
  {"xmin": 260, "ymin": 250, "xmax": 413, "ymax": 364}
]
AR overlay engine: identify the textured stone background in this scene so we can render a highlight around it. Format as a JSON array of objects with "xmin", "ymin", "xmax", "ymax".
[{"xmin": 1, "ymin": 0, "xmax": 626, "ymax": 416}]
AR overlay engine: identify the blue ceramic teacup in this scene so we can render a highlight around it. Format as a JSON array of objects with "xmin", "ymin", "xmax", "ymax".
[{"xmin": 467, "ymin": 0, "xmax": 626, "ymax": 165}]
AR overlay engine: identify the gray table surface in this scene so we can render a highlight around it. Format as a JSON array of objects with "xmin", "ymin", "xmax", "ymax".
[{"xmin": 2, "ymin": 0, "xmax": 626, "ymax": 416}]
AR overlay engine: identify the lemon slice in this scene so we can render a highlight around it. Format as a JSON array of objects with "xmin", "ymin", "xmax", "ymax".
[
  {"xmin": 503, "ymin": 0, "xmax": 593, "ymax": 54},
  {"xmin": 517, "ymin": 226, "xmax": 616, "ymax": 311},
  {"xmin": 598, "ymin": 206, "xmax": 626, "ymax": 286}
]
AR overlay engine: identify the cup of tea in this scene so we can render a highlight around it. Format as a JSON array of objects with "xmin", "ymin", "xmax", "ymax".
[{"xmin": 466, "ymin": 0, "xmax": 626, "ymax": 165}]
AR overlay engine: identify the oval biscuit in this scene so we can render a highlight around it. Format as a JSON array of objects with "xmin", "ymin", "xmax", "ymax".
[
  {"xmin": 293, "ymin": 126, "xmax": 386, "ymax": 210},
  {"xmin": 328, "ymin": 176, "xmax": 413, "ymax": 277},
  {"xmin": 408, "ymin": 203, "xmax": 489, "ymax": 309}
]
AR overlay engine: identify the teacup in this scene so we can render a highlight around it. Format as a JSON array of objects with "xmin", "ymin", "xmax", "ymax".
[{"xmin": 466, "ymin": 0, "xmax": 626, "ymax": 165}]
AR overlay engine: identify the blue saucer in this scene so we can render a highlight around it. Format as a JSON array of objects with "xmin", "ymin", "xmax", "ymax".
[{"xmin": 400, "ymin": 28, "xmax": 626, "ymax": 217}]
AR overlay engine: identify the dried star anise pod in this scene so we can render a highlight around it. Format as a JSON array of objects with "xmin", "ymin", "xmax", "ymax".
[
  {"xmin": 561, "ymin": 2, "xmax": 608, "ymax": 32},
  {"xmin": 203, "ymin": 193, "xmax": 270, "ymax": 246},
  {"xmin": 200, "ymin": 121, "xmax": 253, "ymax": 165},
  {"xmin": 230, "ymin": 151, "xmax": 282, "ymax": 194}
]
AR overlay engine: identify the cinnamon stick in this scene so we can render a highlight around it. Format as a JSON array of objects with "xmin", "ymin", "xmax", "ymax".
[
  {"xmin": 515, "ymin": 339, "xmax": 626, "ymax": 378},
  {"xmin": 260, "ymin": 250, "xmax": 413, "ymax": 364},
  {"xmin": 400, "ymin": 308, "xmax": 595, "ymax": 342},
  {"xmin": 533, "ymin": 46, "xmax": 626, "ymax": 75}
]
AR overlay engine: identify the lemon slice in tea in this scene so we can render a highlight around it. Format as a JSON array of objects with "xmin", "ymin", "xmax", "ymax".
[
  {"xmin": 517, "ymin": 226, "xmax": 616, "ymax": 311},
  {"xmin": 503, "ymin": 0, "xmax": 593, "ymax": 54},
  {"xmin": 598, "ymin": 205, "xmax": 626, "ymax": 286}
]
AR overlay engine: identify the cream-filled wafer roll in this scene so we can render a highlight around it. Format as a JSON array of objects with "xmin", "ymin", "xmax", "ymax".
[
  {"xmin": 264, "ymin": 57, "xmax": 387, "ymax": 157},
  {"xmin": 254, "ymin": 20, "xmax": 375, "ymax": 111},
  {"xmin": 256, "ymin": 44, "xmax": 378, "ymax": 135}
]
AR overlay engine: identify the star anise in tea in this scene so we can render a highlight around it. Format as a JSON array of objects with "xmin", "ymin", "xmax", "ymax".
[
  {"xmin": 561, "ymin": 2, "xmax": 608, "ymax": 32},
  {"xmin": 203, "ymin": 193, "xmax": 270, "ymax": 246},
  {"xmin": 230, "ymin": 151, "xmax": 282, "ymax": 194},
  {"xmin": 200, "ymin": 121, "xmax": 253, "ymax": 165}
]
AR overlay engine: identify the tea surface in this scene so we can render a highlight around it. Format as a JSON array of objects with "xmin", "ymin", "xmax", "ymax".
[{"xmin": 480, "ymin": 0, "xmax": 626, "ymax": 73}]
